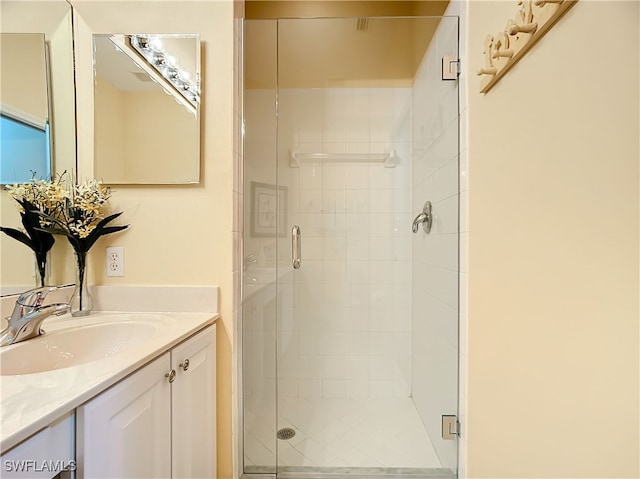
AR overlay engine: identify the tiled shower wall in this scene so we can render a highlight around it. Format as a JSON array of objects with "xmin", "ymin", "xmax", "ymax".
[{"xmin": 249, "ymin": 87, "xmax": 415, "ymax": 400}]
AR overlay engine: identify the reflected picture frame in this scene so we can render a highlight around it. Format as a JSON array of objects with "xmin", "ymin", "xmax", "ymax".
[{"xmin": 250, "ymin": 181, "xmax": 287, "ymax": 237}]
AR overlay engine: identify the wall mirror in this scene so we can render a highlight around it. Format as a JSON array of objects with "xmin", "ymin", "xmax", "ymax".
[
  {"xmin": 0, "ymin": 0, "xmax": 77, "ymax": 295},
  {"xmin": 92, "ymin": 34, "xmax": 201, "ymax": 185},
  {"xmin": 0, "ymin": 33, "xmax": 51, "ymax": 184}
]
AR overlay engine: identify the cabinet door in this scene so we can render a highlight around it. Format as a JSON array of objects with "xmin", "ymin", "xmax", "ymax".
[
  {"xmin": 171, "ymin": 325, "xmax": 216, "ymax": 478},
  {"xmin": 0, "ymin": 413, "xmax": 74, "ymax": 479},
  {"xmin": 77, "ymin": 354, "xmax": 171, "ymax": 478}
]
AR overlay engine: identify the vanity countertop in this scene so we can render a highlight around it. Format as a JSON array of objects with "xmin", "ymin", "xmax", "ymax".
[{"xmin": 0, "ymin": 311, "xmax": 218, "ymax": 452}]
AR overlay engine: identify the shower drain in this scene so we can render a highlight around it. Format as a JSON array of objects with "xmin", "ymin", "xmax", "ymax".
[{"xmin": 277, "ymin": 427, "xmax": 296, "ymax": 440}]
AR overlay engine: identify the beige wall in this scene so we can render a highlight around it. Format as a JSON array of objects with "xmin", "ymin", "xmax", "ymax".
[
  {"xmin": 71, "ymin": 1, "xmax": 236, "ymax": 477},
  {"xmin": 467, "ymin": 1, "xmax": 639, "ymax": 477}
]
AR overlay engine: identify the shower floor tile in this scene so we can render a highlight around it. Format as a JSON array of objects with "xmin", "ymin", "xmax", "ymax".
[{"xmin": 244, "ymin": 397, "xmax": 442, "ymax": 469}]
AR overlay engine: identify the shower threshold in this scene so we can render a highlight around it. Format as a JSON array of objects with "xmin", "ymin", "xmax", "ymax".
[{"xmin": 242, "ymin": 466, "xmax": 456, "ymax": 479}]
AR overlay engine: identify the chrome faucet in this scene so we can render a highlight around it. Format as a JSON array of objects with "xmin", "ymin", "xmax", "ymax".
[{"xmin": 0, "ymin": 286, "xmax": 69, "ymax": 347}]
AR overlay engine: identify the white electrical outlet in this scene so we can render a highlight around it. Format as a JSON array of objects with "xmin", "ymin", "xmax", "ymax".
[{"xmin": 106, "ymin": 246, "xmax": 124, "ymax": 277}]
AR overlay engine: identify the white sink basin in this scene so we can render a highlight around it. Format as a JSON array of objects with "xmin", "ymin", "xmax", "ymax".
[{"xmin": 0, "ymin": 315, "xmax": 168, "ymax": 375}]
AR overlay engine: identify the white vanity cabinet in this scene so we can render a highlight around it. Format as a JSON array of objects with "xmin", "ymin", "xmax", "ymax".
[
  {"xmin": 76, "ymin": 325, "xmax": 216, "ymax": 478},
  {"xmin": 170, "ymin": 325, "xmax": 217, "ymax": 478},
  {"xmin": 0, "ymin": 413, "xmax": 75, "ymax": 479}
]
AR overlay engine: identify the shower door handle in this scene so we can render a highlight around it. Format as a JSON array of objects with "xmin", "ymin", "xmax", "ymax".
[{"xmin": 292, "ymin": 225, "xmax": 301, "ymax": 269}]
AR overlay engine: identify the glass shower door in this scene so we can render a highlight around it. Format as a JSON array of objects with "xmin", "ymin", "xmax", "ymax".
[
  {"xmin": 242, "ymin": 19, "xmax": 278, "ymax": 476},
  {"xmin": 273, "ymin": 16, "xmax": 460, "ymax": 477}
]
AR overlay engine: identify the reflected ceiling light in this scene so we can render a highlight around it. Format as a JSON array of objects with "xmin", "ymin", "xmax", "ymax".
[{"xmin": 129, "ymin": 35, "xmax": 199, "ymax": 107}]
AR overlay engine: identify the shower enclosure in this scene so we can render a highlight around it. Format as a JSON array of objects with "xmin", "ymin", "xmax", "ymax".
[{"xmin": 242, "ymin": 15, "xmax": 460, "ymax": 478}]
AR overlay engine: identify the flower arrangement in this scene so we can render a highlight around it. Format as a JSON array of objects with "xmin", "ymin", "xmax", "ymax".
[
  {"xmin": 39, "ymin": 179, "xmax": 129, "ymax": 316},
  {"xmin": 41, "ymin": 179, "xmax": 129, "ymax": 254},
  {"xmin": 1, "ymin": 173, "xmax": 128, "ymax": 315},
  {"xmin": 1, "ymin": 174, "xmax": 68, "ymax": 286}
]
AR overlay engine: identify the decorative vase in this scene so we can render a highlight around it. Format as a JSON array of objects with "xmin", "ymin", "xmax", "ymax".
[
  {"xmin": 70, "ymin": 251, "xmax": 93, "ymax": 317},
  {"xmin": 34, "ymin": 250, "xmax": 50, "ymax": 288}
]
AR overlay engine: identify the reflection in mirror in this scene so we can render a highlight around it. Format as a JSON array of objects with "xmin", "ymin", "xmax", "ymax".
[
  {"xmin": 0, "ymin": 33, "xmax": 51, "ymax": 184},
  {"xmin": 0, "ymin": 0, "xmax": 76, "ymax": 296},
  {"xmin": 93, "ymin": 34, "xmax": 201, "ymax": 185}
]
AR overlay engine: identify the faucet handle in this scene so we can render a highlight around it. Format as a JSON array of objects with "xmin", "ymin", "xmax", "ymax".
[{"xmin": 17, "ymin": 286, "xmax": 62, "ymax": 307}]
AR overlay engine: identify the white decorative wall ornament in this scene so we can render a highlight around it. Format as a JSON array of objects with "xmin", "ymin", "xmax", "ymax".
[{"xmin": 477, "ymin": 0, "xmax": 577, "ymax": 93}]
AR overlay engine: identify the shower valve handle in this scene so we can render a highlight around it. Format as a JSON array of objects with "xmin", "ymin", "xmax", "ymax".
[
  {"xmin": 412, "ymin": 213, "xmax": 428, "ymax": 233},
  {"xmin": 412, "ymin": 201, "xmax": 433, "ymax": 234}
]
